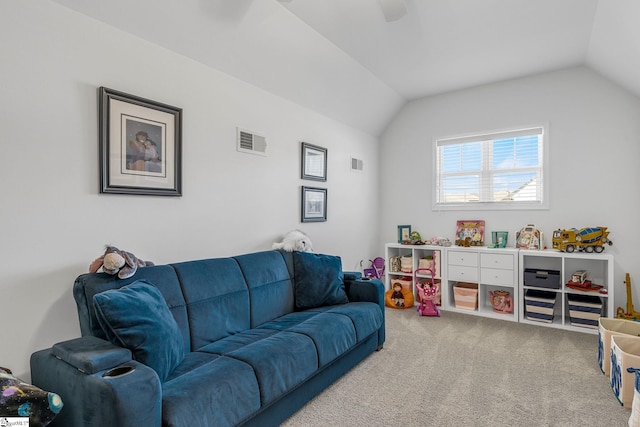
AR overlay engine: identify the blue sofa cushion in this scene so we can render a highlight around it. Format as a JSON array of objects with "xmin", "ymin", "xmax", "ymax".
[
  {"xmin": 259, "ymin": 311, "xmax": 357, "ymax": 367},
  {"xmin": 293, "ymin": 252, "xmax": 348, "ymax": 309},
  {"xmin": 93, "ymin": 280, "xmax": 184, "ymax": 382},
  {"xmin": 162, "ymin": 356, "xmax": 261, "ymax": 427},
  {"xmin": 227, "ymin": 331, "xmax": 319, "ymax": 406}
]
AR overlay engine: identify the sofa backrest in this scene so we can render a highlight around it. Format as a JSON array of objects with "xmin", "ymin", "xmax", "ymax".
[
  {"xmin": 171, "ymin": 257, "xmax": 250, "ymax": 350},
  {"xmin": 73, "ymin": 250, "xmax": 296, "ymax": 354},
  {"xmin": 234, "ymin": 250, "xmax": 295, "ymax": 328}
]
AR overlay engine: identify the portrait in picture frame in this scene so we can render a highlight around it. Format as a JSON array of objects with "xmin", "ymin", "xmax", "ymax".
[
  {"xmin": 301, "ymin": 186, "xmax": 327, "ymax": 222},
  {"xmin": 99, "ymin": 87, "xmax": 182, "ymax": 196},
  {"xmin": 301, "ymin": 142, "xmax": 327, "ymax": 181}
]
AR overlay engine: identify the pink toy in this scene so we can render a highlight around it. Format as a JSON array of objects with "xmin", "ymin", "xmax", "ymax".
[{"xmin": 415, "ymin": 268, "xmax": 441, "ymax": 317}]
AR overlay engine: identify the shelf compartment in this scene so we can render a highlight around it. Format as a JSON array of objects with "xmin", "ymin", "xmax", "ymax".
[
  {"xmin": 524, "ymin": 289, "xmax": 557, "ymax": 323},
  {"xmin": 567, "ymin": 293, "xmax": 603, "ymax": 330},
  {"xmin": 453, "ymin": 282, "xmax": 478, "ymax": 311}
]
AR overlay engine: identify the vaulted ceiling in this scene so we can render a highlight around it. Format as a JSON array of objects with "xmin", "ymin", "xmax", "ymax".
[{"xmin": 50, "ymin": 0, "xmax": 640, "ymax": 135}]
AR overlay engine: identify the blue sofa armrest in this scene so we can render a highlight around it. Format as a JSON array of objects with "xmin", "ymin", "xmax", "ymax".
[
  {"xmin": 31, "ymin": 337, "xmax": 162, "ymax": 427},
  {"xmin": 343, "ymin": 273, "xmax": 385, "ymax": 349}
]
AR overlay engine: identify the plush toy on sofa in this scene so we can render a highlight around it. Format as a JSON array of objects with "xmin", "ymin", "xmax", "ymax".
[
  {"xmin": 89, "ymin": 245, "xmax": 154, "ymax": 279},
  {"xmin": 272, "ymin": 230, "xmax": 314, "ymax": 252}
]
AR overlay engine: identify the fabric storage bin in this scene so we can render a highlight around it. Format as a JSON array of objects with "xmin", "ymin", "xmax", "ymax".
[
  {"xmin": 401, "ymin": 256, "xmax": 413, "ymax": 273},
  {"xmin": 389, "ymin": 256, "xmax": 401, "ymax": 272},
  {"xmin": 630, "ymin": 369, "xmax": 640, "ymax": 427},
  {"xmin": 524, "ymin": 289, "xmax": 556, "ymax": 323},
  {"xmin": 610, "ymin": 335, "xmax": 640, "ymax": 408},
  {"xmin": 599, "ymin": 318, "xmax": 640, "ymax": 377},
  {"xmin": 568, "ymin": 293, "xmax": 603, "ymax": 329},
  {"xmin": 453, "ymin": 282, "xmax": 478, "ymax": 311},
  {"xmin": 524, "ymin": 268, "xmax": 561, "ymax": 289}
]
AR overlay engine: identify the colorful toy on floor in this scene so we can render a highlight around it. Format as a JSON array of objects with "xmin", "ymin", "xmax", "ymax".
[
  {"xmin": 415, "ymin": 268, "xmax": 440, "ymax": 316},
  {"xmin": 617, "ymin": 273, "xmax": 640, "ymax": 321},
  {"xmin": 385, "ymin": 278, "xmax": 414, "ymax": 309},
  {"xmin": 363, "ymin": 257, "xmax": 385, "ymax": 279}
]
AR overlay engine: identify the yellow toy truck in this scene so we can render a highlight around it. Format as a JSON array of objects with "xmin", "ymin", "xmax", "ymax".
[{"xmin": 552, "ymin": 227, "xmax": 612, "ymax": 253}]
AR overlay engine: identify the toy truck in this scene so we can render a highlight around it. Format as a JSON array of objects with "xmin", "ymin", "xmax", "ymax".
[{"xmin": 552, "ymin": 227, "xmax": 612, "ymax": 253}]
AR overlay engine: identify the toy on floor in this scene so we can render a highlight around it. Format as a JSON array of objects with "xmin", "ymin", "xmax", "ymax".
[
  {"xmin": 363, "ymin": 257, "xmax": 385, "ymax": 279},
  {"xmin": 89, "ymin": 245, "xmax": 154, "ymax": 280},
  {"xmin": 415, "ymin": 268, "xmax": 440, "ymax": 317},
  {"xmin": 617, "ymin": 273, "xmax": 640, "ymax": 321},
  {"xmin": 272, "ymin": 230, "xmax": 314, "ymax": 252},
  {"xmin": 385, "ymin": 278, "xmax": 414, "ymax": 309}
]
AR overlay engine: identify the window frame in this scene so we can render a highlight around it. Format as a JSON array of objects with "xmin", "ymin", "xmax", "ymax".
[{"xmin": 432, "ymin": 125, "xmax": 549, "ymax": 211}]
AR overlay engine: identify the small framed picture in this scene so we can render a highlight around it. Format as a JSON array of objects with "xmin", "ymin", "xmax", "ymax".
[
  {"xmin": 398, "ymin": 225, "xmax": 411, "ymax": 243},
  {"xmin": 301, "ymin": 142, "xmax": 327, "ymax": 181},
  {"xmin": 301, "ymin": 186, "xmax": 327, "ymax": 222},
  {"xmin": 99, "ymin": 87, "xmax": 182, "ymax": 196},
  {"xmin": 455, "ymin": 220, "xmax": 485, "ymax": 246}
]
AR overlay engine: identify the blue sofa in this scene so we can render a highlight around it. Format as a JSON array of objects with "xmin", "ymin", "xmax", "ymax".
[{"xmin": 30, "ymin": 250, "xmax": 385, "ymax": 427}]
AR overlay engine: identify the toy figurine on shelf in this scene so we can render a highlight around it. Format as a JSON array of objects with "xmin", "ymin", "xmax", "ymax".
[
  {"xmin": 516, "ymin": 224, "xmax": 544, "ymax": 250},
  {"xmin": 551, "ymin": 227, "xmax": 612, "ymax": 253},
  {"xmin": 566, "ymin": 270, "xmax": 603, "ymax": 292}
]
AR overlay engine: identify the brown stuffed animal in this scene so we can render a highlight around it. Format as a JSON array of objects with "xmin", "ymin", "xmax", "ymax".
[{"xmin": 89, "ymin": 245, "xmax": 154, "ymax": 279}]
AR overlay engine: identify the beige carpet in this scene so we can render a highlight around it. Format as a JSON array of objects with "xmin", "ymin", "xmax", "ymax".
[{"xmin": 282, "ymin": 308, "xmax": 630, "ymax": 427}]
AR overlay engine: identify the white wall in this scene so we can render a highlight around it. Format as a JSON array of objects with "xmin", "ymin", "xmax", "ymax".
[
  {"xmin": 0, "ymin": 1, "xmax": 381, "ymax": 378},
  {"xmin": 380, "ymin": 66, "xmax": 640, "ymax": 319}
]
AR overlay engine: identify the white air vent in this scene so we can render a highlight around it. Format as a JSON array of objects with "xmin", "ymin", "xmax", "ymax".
[
  {"xmin": 351, "ymin": 157, "xmax": 364, "ymax": 172},
  {"xmin": 237, "ymin": 128, "xmax": 267, "ymax": 156}
]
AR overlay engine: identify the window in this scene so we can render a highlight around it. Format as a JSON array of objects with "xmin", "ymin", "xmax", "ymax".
[{"xmin": 434, "ymin": 126, "xmax": 547, "ymax": 210}]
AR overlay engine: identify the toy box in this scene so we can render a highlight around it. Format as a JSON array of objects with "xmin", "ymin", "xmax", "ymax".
[
  {"xmin": 610, "ymin": 334, "xmax": 640, "ymax": 408},
  {"xmin": 524, "ymin": 268, "xmax": 561, "ymax": 289},
  {"xmin": 525, "ymin": 289, "xmax": 556, "ymax": 323},
  {"xmin": 453, "ymin": 282, "xmax": 478, "ymax": 310},
  {"xmin": 567, "ymin": 293, "xmax": 603, "ymax": 329},
  {"xmin": 599, "ymin": 318, "xmax": 640, "ymax": 377}
]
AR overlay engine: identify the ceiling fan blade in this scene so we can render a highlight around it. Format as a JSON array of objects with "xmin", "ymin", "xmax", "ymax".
[{"xmin": 377, "ymin": 0, "xmax": 407, "ymax": 22}]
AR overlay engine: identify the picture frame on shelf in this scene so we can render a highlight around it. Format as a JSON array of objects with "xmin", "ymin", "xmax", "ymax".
[
  {"xmin": 99, "ymin": 87, "xmax": 182, "ymax": 196},
  {"xmin": 301, "ymin": 186, "xmax": 327, "ymax": 222},
  {"xmin": 455, "ymin": 220, "xmax": 485, "ymax": 246},
  {"xmin": 397, "ymin": 225, "xmax": 411, "ymax": 243},
  {"xmin": 301, "ymin": 142, "xmax": 327, "ymax": 181}
]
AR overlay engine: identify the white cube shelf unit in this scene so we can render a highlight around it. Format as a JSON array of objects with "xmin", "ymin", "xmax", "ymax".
[
  {"xmin": 384, "ymin": 243, "xmax": 615, "ymax": 333},
  {"xmin": 446, "ymin": 247, "xmax": 519, "ymax": 322},
  {"xmin": 385, "ymin": 243, "xmax": 443, "ymax": 303},
  {"xmin": 518, "ymin": 249, "xmax": 614, "ymax": 334}
]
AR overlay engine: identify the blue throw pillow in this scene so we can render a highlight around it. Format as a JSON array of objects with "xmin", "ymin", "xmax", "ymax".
[
  {"xmin": 93, "ymin": 280, "xmax": 184, "ymax": 382},
  {"xmin": 293, "ymin": 252, "xmax": 349, "ymax": 309}
]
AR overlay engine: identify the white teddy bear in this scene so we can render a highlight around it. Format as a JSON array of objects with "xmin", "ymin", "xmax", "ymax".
[{"xmin": 272, "ymin": 230, "xmax": 314, "ymax": 252}]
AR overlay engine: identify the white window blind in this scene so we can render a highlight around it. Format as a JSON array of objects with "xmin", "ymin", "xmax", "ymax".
[{"xmin": 434, "ymin": 126, "xmax": 546, "ymax": 210}]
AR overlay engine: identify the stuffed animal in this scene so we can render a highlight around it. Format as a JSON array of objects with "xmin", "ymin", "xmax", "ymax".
[
  {"xmin": 272, "ymin": 230, "xmax": 314, "ymax": 252},
  {"xmin": 89, "ymin": 245, "xmax": 154, "ymax": 279}
]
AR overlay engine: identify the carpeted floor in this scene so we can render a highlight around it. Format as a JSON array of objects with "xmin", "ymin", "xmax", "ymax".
[{"xmin": 282, "ymin": 308, "xmax": 631, "ymax": 426}]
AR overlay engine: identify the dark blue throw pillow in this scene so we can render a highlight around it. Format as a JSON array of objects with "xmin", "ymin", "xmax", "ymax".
[
  {"xmin": 93, "ymin": 280, "xmax": 184, "ymax": 382},
  {"xmin": 293, "ymin": 252, "xmax": 349, "ymax": 309}
]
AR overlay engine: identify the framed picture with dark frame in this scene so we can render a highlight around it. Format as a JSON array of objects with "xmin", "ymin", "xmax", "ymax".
[
  {"xmin": 301, "ymin": 186, "xmax": 327, "ymax": 222},
  {"xmin": 301, "ymin": 142, "xmax": 327, "ymax": 181},
  {"xmin": 99, "ymin": 87, "xmax": 182, "ymax": 196}
]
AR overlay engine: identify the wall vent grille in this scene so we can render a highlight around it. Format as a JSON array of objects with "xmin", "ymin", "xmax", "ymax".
[
  {"xmin": 351, "ymin": 157, "xmax": 364, "ymax": 172},
  {"xmin": 237, "ymin": 128, "xmax": 267, "ymax": 156}
]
